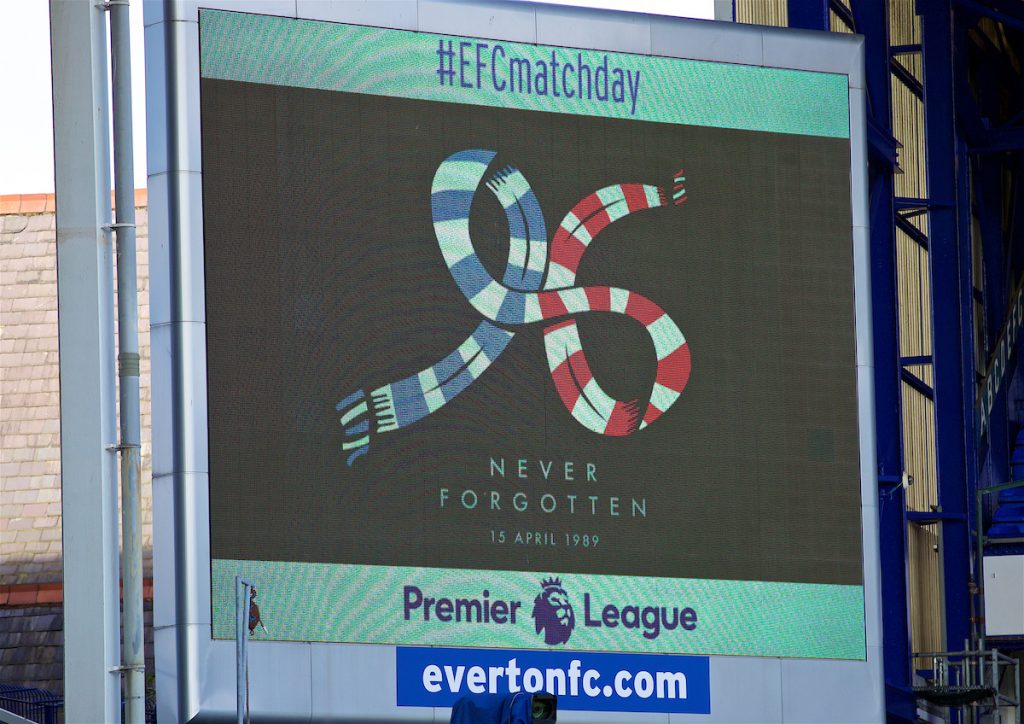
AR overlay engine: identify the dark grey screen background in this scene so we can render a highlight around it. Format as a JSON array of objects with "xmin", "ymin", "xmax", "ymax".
[{"xmin": 201, "ymin": 78, "xmax": 863, "ymax": 586}]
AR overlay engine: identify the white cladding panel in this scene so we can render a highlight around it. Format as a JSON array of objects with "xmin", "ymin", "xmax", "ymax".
[{"xmin": 984, "ymin": 555, "xmax": 1024, "ymax": 637}]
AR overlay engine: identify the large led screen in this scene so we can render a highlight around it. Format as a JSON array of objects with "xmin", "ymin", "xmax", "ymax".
[{"xmin": 200, "ymin": 10, "xmax": 865, "ymax": 659}]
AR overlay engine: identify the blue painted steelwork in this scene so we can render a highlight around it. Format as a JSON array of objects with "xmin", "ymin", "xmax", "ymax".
[
  {"xmin": 973, "ymin": 149, "xmax": 1012, "ymax": 518},
  {"xmin": 891, "ymin": 43, "xmax": 921, "ymax": 54},
  {"xmin": 900, "ymin": 355, "xmax": 933, "ymax": 366},
  {"xmin": 974, "ymin": 158, "xmax": 1007, "ymax": 348},
  {"xmin": 894, "ymin": 197, "xmax": 935, "ymax": 211},
  {"xmin": 967, "ymin": 23, "xmax": 1024, "ymax": 499},
  {"xmin": 906, "ymin": 510, "xmax": 967, "ymax": 524},
  {"xmin": 1011, "ymin": 156, "xmax": 1024, "ymax": 286},
  {"xmin": 920, "ymin": 0, "xmax": 975, "ymax": 664},
  {"xmin": 976, "ymin": 281, "xmax": 1024, "ymax": 445},
  {"xmin": 778, "ymin": 3, "xmax": 1023, "ymax": 719},
  {"xmin": 848, "ymin": 1, "xmax": 916, "ymax": 718},
  {"xmin": 895, "ymin": 214, "xmax": 929, "ymax": 249},
  {"xmin": 953, "ymin": 2, "xmax": 1024, "ymax": 652},
  {"xmin": 901, "ymin": 368, "xmax": 935, "ymax": 400},
  {"xmin": 968, "ymin": 128, "xmax": 1024, "ymax": 154},
  {"xmin": 829, "ymin": 0, "xmax": 854, "ymax": 30},
  {"xmin": 891, "ymin": 59, "xmax": 923, "ymax": 99},
  {"xmin": 953, "ymin": 22, "xmax": 981, "ymax": 651},
  {"xmin": 787, "ymin": 0, "xmax": 828, "ymax": 30},
  {"xmin": 955, "ymin": 0, "xmax": 1024, "ymax": 33},
  {"xmin": 975, "ymin": 100, "xmax": 1023, "ymax": 543}
]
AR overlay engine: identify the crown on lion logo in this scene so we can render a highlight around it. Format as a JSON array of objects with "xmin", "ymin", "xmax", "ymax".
[{"xmin": 540, "ymin": 577, "xmax": 563, "ymax": 590}]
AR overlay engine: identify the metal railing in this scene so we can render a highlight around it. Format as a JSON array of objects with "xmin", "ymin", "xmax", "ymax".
[
  {"xmin": 913, "ymin": 647, "xmax": 1021, "ymax": 723},
  {"xmin": 0, "ymin": 684, "xmax": 158, "ymax": 724},
  {"xmin": 0, "ymin": 685, "xmax": 63, "ymax": 724}
]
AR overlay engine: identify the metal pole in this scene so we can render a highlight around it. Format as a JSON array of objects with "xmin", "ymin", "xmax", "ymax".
[
  {"xmin": 50, "ymin": 1, "xmax": 121, "ymax": 721},
  {"xmin": 977, "ymin": 487, "xmax": 986, "ymax": 652},
  {"xmin": 236, "ymin": 577, "xmax": 252, "ymax": 724},
  {"xmin": 237, "ymin": 577, "xmax": 244, "ymax": 724},
  {"xmin": 108, "ymin": 0, "xmax": 145, "ymax": 721},
  {"xmin": 1014, "ymin": 657, "xmax": 1020, "ymax": 724}
]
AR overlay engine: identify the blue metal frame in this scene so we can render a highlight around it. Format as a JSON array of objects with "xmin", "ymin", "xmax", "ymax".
[
  {"xmin": 960, "ymin": 0, "xmax": 1024, "ymax": 598},
  {"xmin": 920, "ymin": 0, "xmax": 975, "ymax": 664},
  {"xmin": 776, "ymin": 3, "xmax": 1024, "ymax": 719},
  {"xmin": 847, "ymin": 1, "xmax": 916, "ymax": 717},
  {"xmin": 967, "ymin": 8, "xmax": 1017, "ymax": 516},
  {"xmin": 901, "ymin": 368, "xmax": 934, "ymax": 400},
  {"xmin": 953, "ymin": 17, "xmax": 981, "ymax": 643},
  {"xmin": 791, "ymin": 2, "xmax": 1014, "ymax": 719},
  {"xmin": 786, "ymin": 0, "xmax": 828, "ymax": 30},
  {"xmin": 827, "ymin": 2, "xmax": 1019, "ymax": 720}
]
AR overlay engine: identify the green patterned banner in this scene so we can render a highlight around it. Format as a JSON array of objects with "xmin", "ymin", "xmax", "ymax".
[
  {"xmin": 199, "ymin": 10, "xmax": 849, "ymax": 138},
  {"xmin": 213, "ymin": 559, "xmax": 865, "ymax": 660}
]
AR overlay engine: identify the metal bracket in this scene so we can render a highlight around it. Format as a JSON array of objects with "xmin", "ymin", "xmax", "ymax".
[
  {"xmin": 96, "ymin": 0, "xmax": 130, "ymax": 10},
  {"xmin": 109, "ymin": 664, "xmax": 146, "ymax": 673},
  {"xmin": 102, "ymin": 222, "xmax": 136, "ymax": 230},
  {"xmin": 105, "ymin": 443, "xmax": 142, "ymax": 452},
  {"xmin": 118, "ymin": 352, "xmax": 141, "ymax": 377}
]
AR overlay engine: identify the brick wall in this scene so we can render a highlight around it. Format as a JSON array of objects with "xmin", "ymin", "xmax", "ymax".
[{"xmin": 0, "ymin": 191, "xmax": 154, "ymax": 692}]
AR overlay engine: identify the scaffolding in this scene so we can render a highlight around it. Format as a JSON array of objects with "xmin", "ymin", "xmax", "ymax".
[{"xmin": 914, "ymin": 648, "xmax": 1020, "ymax": 723}]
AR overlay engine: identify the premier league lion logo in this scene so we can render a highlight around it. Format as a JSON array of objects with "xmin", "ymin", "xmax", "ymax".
[{"xmin": 532, "ymin": 577, "xmax": 575, "ymax": 646}]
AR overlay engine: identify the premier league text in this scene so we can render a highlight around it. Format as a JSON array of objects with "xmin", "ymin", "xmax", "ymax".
[
  {"xmin": 403, "ymin": 585, "xmax": 697, "ymax": 641},
  {"xmin": 435, "ymin": 40, "xmax": 643, "ymax": 115}
]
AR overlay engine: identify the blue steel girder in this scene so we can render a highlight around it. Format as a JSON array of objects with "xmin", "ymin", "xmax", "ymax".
[
  {"xmin": 974, "ymin": 156, "xmax": 1007, "ymax": 348},
  {"xmin": 955, "ymin": 61, "xmax": 1024, "ymax": 152},
  {"xmin": 955, "ymin": 0, "xmax": 1024, "ymax": 34},
  {"xmin": 956, "ymin": 101, "xmax": 981, "ymax": 626},
  {"xmin": 869, "ymin": 118, "xmax": 902, "ymax": 170},
  {"xmin": 901, "ymin": 367, "xmax": 935, "ymax": 399},
  {"xmin": 920, "ymin": 0, "xmax": 977, "ymax": 657},
  {"xmin": 1012, "ymin": 157, "xmax": 1024, "ymax": 284},
  {"xmin": 968, "ymin": 127, "xmax": 1024, "ymax": 154},
  {"xmin": 895, "ymin": 213, "xmax": 929, "ymax": 250},
  {"xmin": 947, "ymin": 2, "xmax": 1024, "ymax": 157},
  {"xmin": 976, "ymin": 276, "xmax": 1024, "ymax": 492},
  {"xmin": 953, "ymin": 10, "xmax": 1014, "ymax": 347},
  {"xmin": 891, "ymin": 58, "xmax": 924, "ymax": 99},
  {"xmin": 850, "ymin": 0, "xmax": 915, "ymax": 719},
  {"xmin": 955, "ymin": 0, "xmax": 1024, "ymax": 645},
  {"xmin": 954, "ymin": 0, "xmax": 1024, "ymax": 618},
  {"xmin": 787, "ymin": 0, "xmax": 829, "ymax": 30}
]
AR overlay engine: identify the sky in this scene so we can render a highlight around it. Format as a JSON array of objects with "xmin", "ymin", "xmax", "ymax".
[
  {"xmin": 0, "ymin": 1, "xmax": 713, "ymax": 196},
  {"xmin": 0, "ymin": 1, "xmax": 147, "ymax": 195}
]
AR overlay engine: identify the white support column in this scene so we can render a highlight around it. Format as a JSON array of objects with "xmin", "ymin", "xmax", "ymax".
[{"xmin": 50, "ymin": 1, "xmax": 122, "ymax": 721}]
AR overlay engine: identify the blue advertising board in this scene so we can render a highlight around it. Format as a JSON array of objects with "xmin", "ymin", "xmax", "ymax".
[{"xmin": 397, "ymin": 646, "xmax": 711, "ymax": 714}]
